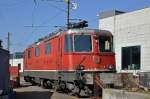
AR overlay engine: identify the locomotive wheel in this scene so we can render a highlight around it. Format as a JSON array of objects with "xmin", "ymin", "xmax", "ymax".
[
  {"xmin": 71, "ymin": 85, "xmax": 80, "ymax": 96},
  {"xmin": 42, "ymin": 80, "xmax": 48, "ymax": 88},
  {"xmin": 59, "ymin": 81, "xmax": 66, "ymax": 90},
  {"xmin": 84, "ymin": 86, "xmax": 92, "ymax": 96},
  {"xmin": 30, "ymin": 78, "xmax": 36, "ymax": 85},
  {"xmin": 72, "ymin": 85, "xmax": 92, "ymax": 97},
  {"xmin": 37, "ymin": 79, "xmax": 43, "ymax": 87},
  {"xmin": 24, "ymin": 76, "xmax": 29, "ymax": 82},
  {"xmin": 46, "ymin": 80, "xmax": 53, "ymax": 89}
]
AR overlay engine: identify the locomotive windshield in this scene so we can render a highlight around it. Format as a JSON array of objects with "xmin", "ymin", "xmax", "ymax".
[
  {"xmin": 65, "ymin": 35, "xmax": 73, "ymax": 52},
  {"xmin": 65, "ymin": 34, "xmax": 92, "ymax": 52},
  {"xmin": 74, "ymin": 35, "xmax": 92, "ymax": 52},
  {"xmin": 98, "ymin": 35, "xmax": 113, "ymax": 52}
]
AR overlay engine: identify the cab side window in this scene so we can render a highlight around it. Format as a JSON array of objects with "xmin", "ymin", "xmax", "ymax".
[
  {"xmin": 28, "ymin": 50, "xmax": 31, "ymax": 59},
  {"xmin": 99, "ymin": 36, "xmax": 113, "ymax": 52},
  {"xmin": 65, "ymin": 35, "xmax": 73, "ymax": 52},
  {"xmin": 35, "ymin": 47, "xmax": 40, "ymax": 57},
  {"xmin": 45, "ymin": 43, "xmax": 51, "ymax": 55}
]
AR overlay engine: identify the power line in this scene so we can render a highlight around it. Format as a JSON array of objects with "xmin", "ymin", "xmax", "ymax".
[
  {"xmin": 23, "ymin": 11, "xmax": 64, "ymax": 49},
  {"xmin": 23, "ymin": 0, "xmax": 67, "ymax": 48},
  {"xmin": 31, "ymin": 0, "xmax": 69, "ymax": 29},
  {"xmin": 31, "ymin": 0, "xmax": 66, "ymax": 28},
  {"xmin": 31, "ymin": 1, "xmax": 37, "ymax": 30},
  {"xmin": 32, "ymin": 11, "xmax": 64, "ymax": 31},
  {"xmin": 33, "ymin": 0, "xmax": 66, "ymax": 12},
  {"xmin": 46, "ymin": 1, "xmax": 66, "ymax": 12},
  {"xmin": 43, "ymin": 0, "xmax": 72, "ymax": 28}
]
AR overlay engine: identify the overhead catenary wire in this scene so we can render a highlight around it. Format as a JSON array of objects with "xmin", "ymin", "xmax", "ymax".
[
  {"xmin": 25, "ymin": 0, "xmax": 68, "ymax": 31},
  {"xmin": 31, "ymin": 0, "xmax": 37, "ymax": 29},
  {"xmin": 33, "ymin": 0, "xmax": 66, "ymax": 12},
  {"xmin": 25, "ymin": 0, "xmax": 66, "ymax": 30},
  {"xmin": 23, "ymin": 0, "xmax": 68, "ymax": 50},
  {"xmin": 40, "ymin": 0, "xmax": 70, "ymax": 28},
  {"xmin": 0, "ymin": 0, "xmax": 68, "ymax": 52},
  {"xmin": 30, "ymin": 10, "xmax": 64, "ymax": 30},
  {"xmin": 46, "ymin": 1, "xmax": 66, "ymax": 12},
  {"xmin": 23, "ymin": 11, "xmax": 64, "ymax": 48}
]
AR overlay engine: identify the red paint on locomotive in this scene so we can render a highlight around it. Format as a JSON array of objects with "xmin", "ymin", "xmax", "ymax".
[{"xmin": 24, "ymin": 29, "xmax": 115, "ymax": 72}]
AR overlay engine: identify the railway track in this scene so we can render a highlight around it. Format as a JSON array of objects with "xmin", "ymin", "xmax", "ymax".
[{"xmin": 14, "ymin": 78, "xmax": 92, "ymax": 99}]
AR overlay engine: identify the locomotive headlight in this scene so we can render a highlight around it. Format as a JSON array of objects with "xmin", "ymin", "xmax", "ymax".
[
  {"xmin": 80, "ymin": 65, "xmax": 84, "ymax": 70},
  {"xmin": 108, "ymin": 65, "xmax": 113, "ymax": 70},
  {"xmin": 76, "ymin": 65, "xmax": 84, "ymax": 70}
]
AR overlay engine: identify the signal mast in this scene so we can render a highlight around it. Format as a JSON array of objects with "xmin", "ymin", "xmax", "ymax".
[{"xmin": 66, "ymin": 0, "xmax": 88, "ymax": 29}]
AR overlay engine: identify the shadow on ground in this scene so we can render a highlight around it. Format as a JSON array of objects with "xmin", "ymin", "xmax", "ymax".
[{"xmin": 15, "ymin": 91, "xmax": 53, "ymax": 99}]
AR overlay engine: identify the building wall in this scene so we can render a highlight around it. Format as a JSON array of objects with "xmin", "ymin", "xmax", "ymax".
[
  {"xmin": 103, "ymin": 89, "xmax": 150, "ymax": 99},
  {"xmin": 99, "ymin": 7, "xmax": 150, "ymax": 73},
  {"xmin": 0, "ymin": 48, "xmax": 9, "ymax": 92},
  {"xmin": 9, "ymin": 58, "xmax": 23, "ymax": 72},
  {"xmin": 99, "ymin": 16, "xmax": 115, "ymax": 35}
]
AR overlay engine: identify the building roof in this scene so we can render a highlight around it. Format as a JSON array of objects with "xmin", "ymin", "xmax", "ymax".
[
  {"xmin": 99, "ymin": 10, "xmax": 125, "ymax": 19},
  {"xmin": 10, "ymin": 52, "xmax": 23, "ymax": 59},
  {"xmin": 99, "ymin": 7, "xmax": 150, "ymax": 19}
]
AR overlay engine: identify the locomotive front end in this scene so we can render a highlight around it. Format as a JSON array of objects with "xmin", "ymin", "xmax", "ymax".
[
  {"xmin": 62, "ymin": 29, "xmax": 116, "ymax": 96},
  {"xmin": 63, "ymin": 29, "xmax": 115, "ymax": 72}
]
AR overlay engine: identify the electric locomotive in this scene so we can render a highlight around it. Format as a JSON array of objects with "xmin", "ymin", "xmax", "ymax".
[{"xmin": 23, "ymin": 21, "xmax": 115, "ymax": 96}]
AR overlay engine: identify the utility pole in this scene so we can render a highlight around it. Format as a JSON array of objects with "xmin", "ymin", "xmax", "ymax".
[
  {"xmin": 7, "ymin": 32, "xmax": 10, "ymax": 51},
  {"xmin": 67, "ymin": 0, "xmax": 70, "ymax": 29},
  {"xmin": 7, "ymin": 32, "xmax": 13, "ymax": 67}
]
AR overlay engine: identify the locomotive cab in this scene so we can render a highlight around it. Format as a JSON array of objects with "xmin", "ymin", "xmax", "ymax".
[
  {"xmin": 62, "ymin": 29, "xmax": 115, "ymax": 95},
  {"xmin": 95, "ymin": 31, "xmax": 115, "ymax": 71},
  {"xmin": 63, "ymin": 29, "xmax": 115, "ymax": 72}
]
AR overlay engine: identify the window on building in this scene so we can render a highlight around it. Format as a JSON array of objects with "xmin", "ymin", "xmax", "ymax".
[
  {"xmin": 122, "ymin": 46, "xmax": 141, "ymax": 70},
  {"xmin": 74, "ymin": 35, "xmax": 92, "ymax": 52},
  {"xmin": 45, "ymin": 43, "xmax": 51, "ymax": 54},
  {"xmin": 99, "ymin": 36, "xmax": 113, "ymax": 52},
  {"xmin": 28, "ymin": 50, "xmax": 31, "ymax": 59},
  {"xmin": 35, "ymin": 47, "xmax": 40, "ymax": 57},
  {"xmin": 65, "ymin": 35, "xmax": 73, "ymax": 52}
]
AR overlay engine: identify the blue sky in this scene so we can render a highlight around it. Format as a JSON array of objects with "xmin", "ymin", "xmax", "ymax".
[{"xmin": 0, "ymin": 0, "xmax": 150, "ymax": 53}]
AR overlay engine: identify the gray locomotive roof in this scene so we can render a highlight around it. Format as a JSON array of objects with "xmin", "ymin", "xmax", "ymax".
[{"xmin": 67, "ymin": 28, "xmax": 112, "ymax": 37}]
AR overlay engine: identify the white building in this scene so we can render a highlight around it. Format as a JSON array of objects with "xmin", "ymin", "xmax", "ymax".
[
  {"xmin": 99, "ymin": 7, "xmax": 150, "ymax": 73},
  {"xmin": 9, "ymin": 52, "xmax": 24, "ymax": 73}
]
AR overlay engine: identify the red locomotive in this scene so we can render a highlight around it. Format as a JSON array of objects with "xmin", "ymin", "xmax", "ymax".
[{"xmin": 23, "ymin": 22, "xmax": 115, "ymax": 96}]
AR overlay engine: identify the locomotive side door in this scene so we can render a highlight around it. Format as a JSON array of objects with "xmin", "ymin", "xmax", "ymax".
[{"xmin": 56, "ymin": 36, "xmax": 62, "ymax": 70}]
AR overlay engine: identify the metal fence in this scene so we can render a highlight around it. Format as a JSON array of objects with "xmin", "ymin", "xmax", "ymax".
[{"xmin": 139, "ymin": 72, "xmax": 150, "ymax": 88}]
